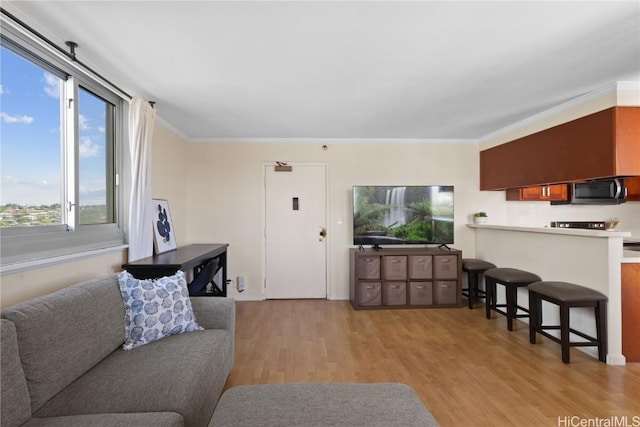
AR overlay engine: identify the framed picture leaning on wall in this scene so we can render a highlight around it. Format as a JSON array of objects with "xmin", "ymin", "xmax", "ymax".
[{"xmin": 152, "ymin": 198, "xmax": 177, "ymax": 254}]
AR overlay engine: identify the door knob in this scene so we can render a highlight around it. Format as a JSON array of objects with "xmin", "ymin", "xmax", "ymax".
[{"xmin": 319, "ymin": 227, "xmax": 327, "ymax": 241}]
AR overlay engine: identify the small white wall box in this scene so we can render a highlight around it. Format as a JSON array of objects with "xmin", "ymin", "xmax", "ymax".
[{"xmin": 237, "ymin": 276, "xmax": 246, "ymax": 292}]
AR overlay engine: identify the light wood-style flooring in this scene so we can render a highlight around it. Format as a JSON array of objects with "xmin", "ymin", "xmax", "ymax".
[{"xmin": 224, "ymin": 300, "xmax": 640, "ymax": 426}]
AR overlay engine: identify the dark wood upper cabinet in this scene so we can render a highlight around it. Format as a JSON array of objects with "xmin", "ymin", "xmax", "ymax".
[{"xmin": 480, "ymin": 107, "xmax": 640, "ymax": 190}]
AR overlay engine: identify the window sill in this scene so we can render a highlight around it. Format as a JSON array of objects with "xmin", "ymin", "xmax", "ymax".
[{"xmin": 0, "ymin": 244, "xmax": 128, "ymax": 275}]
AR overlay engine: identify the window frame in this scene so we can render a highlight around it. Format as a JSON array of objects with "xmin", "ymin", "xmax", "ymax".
[{"xmin": 0, "ymin": 25, "xmax": 128, "ymax": 269}]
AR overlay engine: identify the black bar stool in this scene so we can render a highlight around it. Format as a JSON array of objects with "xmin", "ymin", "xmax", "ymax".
[
  {"xmin": 484, "ymin": 267, "xmax": 541, "ymax": 331},
  {"xmin": 528, "ymin": 281, "xmax": 607, "ymax": 363},
  {"xmin": 461, "ymin": 259, "xmax": 496, "ymax": 309}
]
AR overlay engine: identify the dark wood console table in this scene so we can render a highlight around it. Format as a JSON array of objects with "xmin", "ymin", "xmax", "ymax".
[{"xmin": 123, "ymin": 243, "xmax": 229, "ymax": 297}]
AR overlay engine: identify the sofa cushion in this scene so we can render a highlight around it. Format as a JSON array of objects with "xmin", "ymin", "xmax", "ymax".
[
  {"xmin": 32, "ymin": 329, "xmax": 232, "ymax": 427},
  {"xmin": 23, "ymin": 412, "xmax": 183, "ymax": 427},
  {"xmin": 210, "ymin": 383, "xmax": 440, "ymax": 426},
  {"xmin": 1, "ymin": 275, "xmax": 125, "ymax": 413},
  {"xmin": 118, "ymin": 270, "xmax": 203, "ymax": 350},
  {"xmin": 1, "ymin": 319, "xmax": 32, "ymax": 427}
]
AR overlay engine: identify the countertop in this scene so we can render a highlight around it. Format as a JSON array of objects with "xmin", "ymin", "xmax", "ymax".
[
  {"xmin": 467, "ymin": 223, "xmax": 632, "ymax": 237},
  {"xmin": 467, "ymin": 223, "xmax": 640, "ymax": 263}
]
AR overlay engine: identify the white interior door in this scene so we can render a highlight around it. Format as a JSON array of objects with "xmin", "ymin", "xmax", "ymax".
[{"xmin": 265, "ymin": 164, "xmax": 327, "ymax": 299}]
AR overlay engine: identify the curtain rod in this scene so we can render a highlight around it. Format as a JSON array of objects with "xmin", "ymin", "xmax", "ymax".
[{"xmin": 0, "ymin": 7, "xmax": 144, "ymax": 104}]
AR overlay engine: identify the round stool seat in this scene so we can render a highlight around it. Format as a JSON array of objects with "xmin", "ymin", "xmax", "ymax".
[
  {"xmin": 462, "ymin": 259, "xmax": 496, "ymax": 272},
  {"xmin": 484, "ymin": 267, "xmax": 541, "ymax": 284},
  {"xmin": 461, "ymin": 259, "xmax": 496, "ymax": 309},
  {"xmin": 528, "ymin": 281, "xmax": 607, "ymax": 302}
]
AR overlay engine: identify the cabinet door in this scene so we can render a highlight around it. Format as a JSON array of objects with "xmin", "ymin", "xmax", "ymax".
[
  {"xmin": 622, "ymin": 263, "xmax": 640, "ymax": 362},
  {"xmin": 506, "ymin": 184, "xmax": 568, "ymax": 201},
  {"xmin": 626, "ymin": 176, "xmax": 640, "ymax": 201},
  {"xmin": 521, "ymin": 186, "xmax": 546, "ymax": 200},
  {"xmin": 546, "ymin": 184, "xmax": 568, "ymax": 200}
]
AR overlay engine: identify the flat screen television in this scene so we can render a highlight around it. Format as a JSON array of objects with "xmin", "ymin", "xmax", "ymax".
[{"xmin": 353, "ymin": 185, "xmax": 454, "ymax": 247}]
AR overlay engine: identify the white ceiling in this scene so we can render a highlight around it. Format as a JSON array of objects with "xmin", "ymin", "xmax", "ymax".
[{"xmin": 3, "ymin": 1, "xmax": 639, "ymax": 141}]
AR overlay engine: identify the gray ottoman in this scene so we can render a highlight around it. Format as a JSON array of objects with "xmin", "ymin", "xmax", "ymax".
[{"xmin": 210, "ymin": 383, "xmax": 439, "ymax": 427}]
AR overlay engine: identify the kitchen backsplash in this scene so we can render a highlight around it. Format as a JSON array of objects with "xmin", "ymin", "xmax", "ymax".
[{"xmin": 506, "ymin": 201, "xmax": 640, "ymax": 239}]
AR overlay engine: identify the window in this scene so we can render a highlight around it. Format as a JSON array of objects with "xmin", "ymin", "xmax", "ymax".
[
  {"xmin": 0, "ymin": 30, "xmax": 126, "ymax": 267},
  {"xmin": 0, "ymin": 46, "xmax": 64, "ymax": 228},
  {"xmin": 78, "ymin": 87, "xmax": 115, "ymax": 225}
]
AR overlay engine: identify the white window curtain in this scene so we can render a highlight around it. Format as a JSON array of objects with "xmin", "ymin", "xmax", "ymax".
[{"xmin": 127, "ymin": 98, "xmax": 156, "ymax": 262}]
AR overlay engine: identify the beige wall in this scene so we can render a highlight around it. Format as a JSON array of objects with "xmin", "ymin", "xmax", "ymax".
[
  {"xmin": 7, "ymin": 85, "xmax": 636, "ymax": 308},
  {"xmin": 184, "ymin": 141, "xmax": 503, "ymax": 300},
  {"xmin": 0, "ymin": 120, "xmax": 188, "ymax": 309},
  {"xmin": 0, "ymin": 252, "xmax": 126, "ymax": 309},
  {"xmin": 151, "ymin": 121, "xmax": 190, "ymax": 247}
]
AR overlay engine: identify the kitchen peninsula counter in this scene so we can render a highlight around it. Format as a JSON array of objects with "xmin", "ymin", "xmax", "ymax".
[
  {"xmin": 467, "ymin": 223, "xmax": 640, "ymax": 263},
  {"xmin": 467, "ymin": 223, "xmax": 631, "ymax": 238},
  {"xmin": 467, "ymin": 223, "xmax": 632, "ymax": 365}
]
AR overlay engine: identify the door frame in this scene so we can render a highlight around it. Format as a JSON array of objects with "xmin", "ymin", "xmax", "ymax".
[{"xmin": 262, "ymin": 161, "xmax": 331, "ymax": 299}]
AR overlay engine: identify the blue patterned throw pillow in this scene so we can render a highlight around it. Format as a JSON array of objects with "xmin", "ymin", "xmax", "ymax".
[{"xmin": 118, "ymin": 270, "xmax": 203, "ymax": 350}]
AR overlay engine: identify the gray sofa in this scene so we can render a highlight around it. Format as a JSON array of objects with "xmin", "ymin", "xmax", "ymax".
[{"xmin": 1, "ymin": 275, "xmax": 235, "ymax": 427}]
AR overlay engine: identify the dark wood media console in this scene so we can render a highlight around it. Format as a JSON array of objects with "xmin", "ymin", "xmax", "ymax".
[{"xmin": 349, "ymin": 247, "xmax": 462, "ymax": 310}]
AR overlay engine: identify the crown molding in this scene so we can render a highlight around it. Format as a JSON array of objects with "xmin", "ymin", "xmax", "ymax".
[
  {"xmin": 188, "ymin": 137, "xmax": 477, "ymax": 144},
  {"xmin": 154, "ymin": 115, "xmax": 191, "ymax": 141}
]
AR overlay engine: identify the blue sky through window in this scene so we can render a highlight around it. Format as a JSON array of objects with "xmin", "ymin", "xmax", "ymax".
[
  {"xmin": 79, "ymin": 88, "xmax": 109, "ymax": 209},
  {"xmin": 1, "ymin": 45, "xmax": 108, "ymax": 207}
]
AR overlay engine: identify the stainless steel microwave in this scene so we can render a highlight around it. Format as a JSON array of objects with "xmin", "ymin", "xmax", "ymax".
[{"xmin": 570, "ymin": 178, "xmax": 626, "ymax": 205}]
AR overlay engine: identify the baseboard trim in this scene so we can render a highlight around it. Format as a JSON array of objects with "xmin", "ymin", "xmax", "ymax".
[{"xmin": 227, "ymin": 293, "xmax": 265, "ymax": 301}]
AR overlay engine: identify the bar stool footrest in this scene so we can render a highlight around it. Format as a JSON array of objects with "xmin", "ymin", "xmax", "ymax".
[
  {"xmin": 537, "ymin": 326, "xmax": 599, "ymax": 346},
  {"xmin": 461, "ymin": 289, "xmax": 487, "ymax": 298},
  {"xmin": 493, "ymin": 304, "xmax": 529, "ymax": 319}
]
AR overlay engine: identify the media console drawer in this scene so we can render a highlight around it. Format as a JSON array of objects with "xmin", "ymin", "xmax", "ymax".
[
  {"xmin": 350, "ymin": 247, "xmax": 462, "ymax": 310},
  {"xmin": 356, "ymin": 282, "xmax": 382, "ymax": 306},
  {"xmin": 409, "ymin": 255, "xmax": 433, "ymax": 279},
  {"xmin": 357, "ymin": 256, "xmax": 381, "ymax": 279}
]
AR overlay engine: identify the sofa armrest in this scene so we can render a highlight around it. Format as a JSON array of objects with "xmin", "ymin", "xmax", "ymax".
[{"xmin": 190, "ymin": 297, "xmax": 235, "ymax": 333}]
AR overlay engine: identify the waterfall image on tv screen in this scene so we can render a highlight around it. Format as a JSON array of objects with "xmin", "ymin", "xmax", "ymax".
[{"xmin": 353, "ymin": 185, "xmax": 454, "ymax": 246}]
